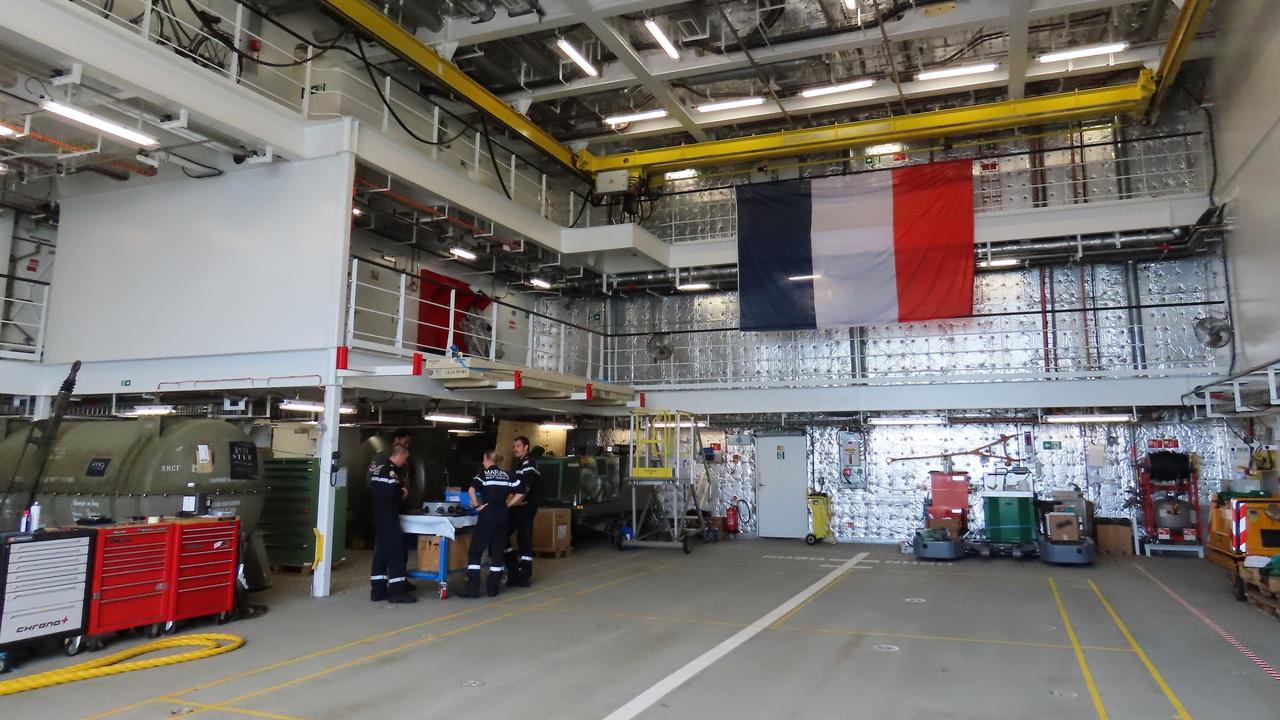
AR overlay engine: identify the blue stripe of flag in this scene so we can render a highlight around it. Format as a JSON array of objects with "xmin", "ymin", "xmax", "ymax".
[{"xmin": 736, "ymin": 181, "xmax": 817, "ymax": 331}]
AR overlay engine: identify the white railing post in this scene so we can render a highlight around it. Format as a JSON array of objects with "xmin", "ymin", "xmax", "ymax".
[
  {"xmin": 509, "ymin": 153, "xmax": 518, "ymax": 197},
  {"xmin": 34, "ymin": 285, "xmax": 49, "ymax": 361},
  {"xmin": 229, "ymin": 4, "xmax": 243, "ymax": 81},
  {"xmin": 540, "ymin": 174, "xmax": 548, "ymax": 218},
  {"xmin": 526, "ymin": 312, "xmax": 535, "ymax": 366},
  {"xmin": 395, "ymin": 271, "xmax": 407, "ymax": 350},
  {"xmin": 474, "ymin": 132, "xmax": 482, "ymax": 175},
  {"xmin": 445, "ymin": 288, "xmax": 457, "ymax": 351},
  {"xmin": 568, "ymin": 191, "xmax": 575, "ymax": 226},
  {"xmin": 431, "ymin": 107, "xmax": 440, "ymax": 161},
  {"xmin": 601, "ymin": 332, "xmax": 608, "ymax": 382},
  {"xmin": 382, "ymin": 75, "xmax": 392, "ymax": 133},
  {"xmin": 587, "ymin": 333, "xmax": 594, "ymax": 379},
  {"xmin": 489, "ymin": 302, "xmax": 499, "ymax": 361},
  {"xmin": 301, "ymin": 47, "xmax": 313, "ymax": 116},
  {"xmin": 141, "ymin": 1, "xmax": 153, "ymax": 40},
  {"xmin": 558, "ymin": 324, "xmax": 566, "ymax": 374},
  {"xmin": 346, "ymin": 258, "xmax": 359, "ymax": 345}
]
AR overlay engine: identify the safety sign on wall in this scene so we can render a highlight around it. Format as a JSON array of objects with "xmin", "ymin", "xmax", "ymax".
[
  {"xmin": 838, "ymin": 431, "xmax": 867, "ymax": 490},
  {"xmin": 776, "ymin": 445, "xmax": 785, "ymax": 460}
]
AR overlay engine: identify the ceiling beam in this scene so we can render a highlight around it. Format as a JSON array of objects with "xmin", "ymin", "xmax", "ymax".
[
  {"xmin": 1005, "ymin": 0, "xmax": 1031, "ymax": 100},
  {"xmin": 574, "ymin": 73, "xmax": 1155, "ymax": 174},
  {"xmin": 565, "ymin": 3, "xmax": 711, "ymax": 142},
  {"xmin": 415, "ymin": 0, "xmax": 679, "ymax": 48},
  {"xmin": 572, "ymin": 41, "xmax": 1210, "ymax": 145},
  {"xmin": 499, "ymin": 0, "xmax": 1143, "ymax": 105}
]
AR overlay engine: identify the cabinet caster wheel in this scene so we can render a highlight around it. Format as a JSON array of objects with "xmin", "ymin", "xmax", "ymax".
[
  {"xmin": 979, "ymin": 548, "xmax": 991, "ymax": 558},
  {"xmin": 162, "ymin": 621, "xmax": 178, "ymax": 635},
  {"xmin": 1012, "ymin": 549, "xmax": 1024, "ymax": 560},
  {"xmin": 439, "ymin": 586, "xmax": 448, "ymax": 600},
  {"xmin": 805, "ymin": 534, "xmax": 817, "ymax": 546},
  {"xmin": 146, "ymin": 623, "xmax": 163, "ymax": 638},
  {"xmin": 65, "ymin": 635, "xmax": 85, "ymax": 656},
  {"xmin": 0, "ymin": 652, "xmax": 12, "ymax": 674},
  {"xmin": 215, "ymin": 612, "xmax": 232, "ymax": 625},
  {"xmin": 87, "ymin": 637, "xmax": 105, "ymax": 653}
]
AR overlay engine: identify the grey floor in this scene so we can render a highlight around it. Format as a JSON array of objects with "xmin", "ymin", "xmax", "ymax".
[{"xmin": 5, "ymin": 538, "xmax": 1280, "ymax": 719}]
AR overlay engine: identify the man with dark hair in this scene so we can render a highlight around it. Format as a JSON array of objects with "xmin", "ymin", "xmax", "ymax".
[
  {"xmin": 458, "ymin": 450, "xmax": 526, "ymax": 598},
  {"xmin": 505, "ymin": 435, "xmax": 542, "ymax": 587},
  {"xmin": 369, "ymin": 444, "xmax": 415, "ymax": 603}
]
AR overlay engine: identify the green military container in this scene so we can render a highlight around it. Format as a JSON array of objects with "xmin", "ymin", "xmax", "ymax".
[
  {"xmin": 983, "ymin": 491, "xmax": 1037, "ymax": 544},
  {"xmin": 260, "ymin": 458, "xmax": 347, "ymax": 568},
  {"xmin": 537, "ymin": 456, "xmax": 599, "ymax": 505}
]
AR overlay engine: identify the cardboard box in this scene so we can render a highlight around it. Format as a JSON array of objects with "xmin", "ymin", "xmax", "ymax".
[
  {"xmin": 926, "ymin": 516, "xmax": 962, "ymax": 539},
  {"xmin": 416, "ymin": 532, "xmax": 471, "ymax": 573},
  {"xmin": 1096, "ymin": 521, "xmax": 1133, "ymax": 556},
  {"xmin": 533, "ymin": 507, "xmax": 572, "ymax": 554},
  {"xmin": 1046, "ymin": 512, "xmax": 1080, "ymax": 542}
]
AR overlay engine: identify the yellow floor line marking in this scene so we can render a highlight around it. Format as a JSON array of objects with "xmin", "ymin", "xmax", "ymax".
[
  {"xmin": 184, "ymin": 562, "xmax": 675, "ymax": 718},
  {"xmin": 1088, "ymin": 580, "xmax": 1193, "ymax": 720},
  {"xmin": 84, "ymin": 555, "xmax": 633, "ymax": 720},
  {"xmin": 161, "ymin": 698, "xmax": 305, "ymax": 720},
  {"xmin": 1050, "ymin": 577, "xmax": 1108, "ymax": 720}
]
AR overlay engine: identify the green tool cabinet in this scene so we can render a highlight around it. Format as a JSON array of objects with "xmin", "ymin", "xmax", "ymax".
[
  {"xmin": 260, "ymin": 458, "xmax": 348, "ymax": 567},
  {"xmin": 983, "ymin": 491, "xmax": 1037, "ymax": 544}
]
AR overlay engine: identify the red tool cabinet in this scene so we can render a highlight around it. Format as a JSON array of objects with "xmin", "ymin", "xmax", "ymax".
[
  {"xmin": 168, "ymin": 518, "xmax": 238, "ymax": 623},
  {"xmin": 87, "ymin": 523, "xmax": 172, "ymax": 636}
]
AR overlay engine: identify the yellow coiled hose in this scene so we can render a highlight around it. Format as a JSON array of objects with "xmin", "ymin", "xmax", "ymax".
[{"xmin": 0, "ymin": 633, "xmax": 244, "ymax": 697}]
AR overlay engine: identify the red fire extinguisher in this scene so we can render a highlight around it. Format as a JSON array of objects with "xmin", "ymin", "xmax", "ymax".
[{"xmin": 726, "ymin": 496, "xmax": 741, "ymax": 534}]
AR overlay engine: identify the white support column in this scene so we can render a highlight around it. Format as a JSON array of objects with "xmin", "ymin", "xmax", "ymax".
[
  {"xmin": 445, "ymin": 288, "xmax": 457, "ymax": 350},
  {"xmin": 526, "ymin": 312, "xmax": 535, "ymax": 366},
  {"xmin": 489, "ymin": 302, "xmax": 499, "ymax": 361},
  {"xmin": 312, "ymin": 382, "xmax": 342, "ymax": 598},
  {"xmin": 395, "ymin": 272, "xmax": 407, "ymax": 349},
  {"xmin": 31, "ymin": 395, "xmax": 53, "ymax": 420}
]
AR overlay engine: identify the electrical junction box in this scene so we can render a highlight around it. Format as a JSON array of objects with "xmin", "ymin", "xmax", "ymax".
[
  {"xmin": 595, "ymin": 169, "xmax": 633, "ymax": 195},
  {"xmin": 838, "ymin": 431, "xmax": 866, "ymax": 489}
]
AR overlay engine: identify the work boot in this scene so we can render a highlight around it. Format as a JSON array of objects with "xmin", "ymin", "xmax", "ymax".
[
  {"xmin": 507, "ymin": 561, "xmax": 530, "ymax": 588},
  {"xmin": 370, "ymin": 578, "xmax": 388, "ymax": 602},
  {"xmin": 486, "ymin": 566, "xmax": 504, "ymax": 597},
  {"xmin": 456, "ymin": 569, "xmax": 482, "ymax": 598},
  {"xmin": 520, "ymin": 558, "xmax": 534, "ymax": 584},
  {"xmin": 388, "ymin": 593, "xmax": 417, "ymax": 604}
]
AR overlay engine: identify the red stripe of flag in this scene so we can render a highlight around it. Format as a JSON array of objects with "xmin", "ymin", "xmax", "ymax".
[{"xmin": 891, "ymin": 160, "xmax": 975, "ymax": 322}]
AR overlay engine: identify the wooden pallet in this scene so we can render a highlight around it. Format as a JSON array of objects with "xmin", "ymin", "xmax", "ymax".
[
  {"xmin": 533, "ymin": 548, "xmax": 571, "ymax": 559},
  {"xmin": 1239, "ymin": 567, "xmax": 1280, "ymax": 619}
]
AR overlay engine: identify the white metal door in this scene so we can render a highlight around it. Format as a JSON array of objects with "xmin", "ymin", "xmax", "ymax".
[{"xmin": 754, "ymin": 435, "xmax": 809, "ymax": 538}]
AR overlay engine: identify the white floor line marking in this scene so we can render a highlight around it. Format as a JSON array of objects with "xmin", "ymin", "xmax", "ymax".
[{"xmin": 602, "ymin": 551, "xmax": 868, "ymax": 720}]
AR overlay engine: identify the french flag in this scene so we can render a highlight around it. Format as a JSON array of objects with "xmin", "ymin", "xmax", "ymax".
[{"xmin": 736, "ymin": 160, "xmax": 975, "ymax": 330}]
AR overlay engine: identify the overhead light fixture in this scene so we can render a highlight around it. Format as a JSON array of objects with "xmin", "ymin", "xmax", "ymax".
[
  {"xmin": 425, "ymin": 412, "xmax": 476, "ymax": 425},
  {"xmin": 1038, "ymin": 42, "xmax": 1129, "ymax": 64},
  {"xmin": 0, "ymin": 125, "xmax": 15, "ymax": 137},
  {"xmin": 676, "ymin": 282, "xmax": 712, "ymax": 291},
  {"xmin": 695, "ymin": 97, "xmax": 764, "ymax": 113},
  {"xmin": 867, "ymin": 416, "xmax": 946, "ymax": 426},
  {"xmin": 653, "ymin": 420, "xmax": 707, "ymax": 428},
  {"xmin": 800, "ymin": 78, "xmax": 875, "ymax": 98},
  {"xmin": 978, "ymin": 258, "xmax": 1020, "ymax": 268},
  {"xmin": 864, "ymin": 142, "xmax": 904, "ymax": 156},
  {"xmin": 664, "ymin": 168, "xmax": 699, "ymax": 181},
  {"xmin": 644, "ymin": 19, "xmax": 680, "ymax": 60},
  {"xmin": 123, "ymin": 404, "xmax": 175, "ymax": 416},
  {"xmin": 788, "ymin": 274, "xmax": 821, "ymax": 281},
  {"xmin": 540, "ymin": 422, "xmax": 576, "ymax": 430},
  {"xmin": 529, "ymin": 277, "xmax": 552, "ymax": 290},
  {"xmin": 449, "ymin": 246, "xmax": 477, "ymax": 261},
  {"xmin": 448, "ymin": 429, "xmax": 482, "ymax": 436},
  {"xmin": 915, "ymin": 63, "xmax": 999, "ymax": 81},
  {"xmin": 41, "ymin": 100, "xmax": 159, "ymax": 147},
  {"xmin": 279, "ymin": 400, "xmax": 356, "ymax": 414},
  {"xmin": 1043, "ymin": 413, "xmax": 1133, "ymax": 424},
  {"xmin": 604, "ymin": 108, "xmax": 668, "ymax": 126},
  {"xmin": 351, "ymin": 207, "xmax": 364, "ymax": 217},
  {"xmin": 556, "ymin": 38, "xmax": 599, "ymax": 77}
]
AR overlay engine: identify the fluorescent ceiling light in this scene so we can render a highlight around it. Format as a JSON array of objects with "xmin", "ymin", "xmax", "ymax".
[
  {"xmin": 676, "ymin": 282, "xmax": 712, "ymax": 291},
  {"xmin": 556, "ymin": 38, "xmax": 599, "ymax": 77},
  {"xmin": 529, "ymin": 277, "xmax": 552, "ymax": 290},
  {"xmin": 351, "ymin": 207, "xmax": 364, "ymax": 217},
  {"xmin": 124, "ymin": 404, "xmax": 174, "ymax": 416},
  {"xmin": 280, "ymin": 400, "xmax": 356, "ymax": 414},
  {"xmin": 800, "ymin": 78, "xmax": 875, "ymax": 98},
  {"xmin": 788, "ymin": 274, "xmax": 821, "ymax": 281},
  {"xmin": 0, "ymin": 125, "xmax": 14, "ymax": 137},
  {"xmin": 695, "ymin": 97, "xmax": 764, "ymax": 113},
  {"xmin": 978, "ymin": 258, "xmax": 1020, "ymax": 268},
  {"xmin": 42, "ymin": 100, "xmax": 158, "ymax": 147},
  {"xmin": 915, "ymin": 63, "xmax": 999, "ymax": 81},
  {"xmin": 448, "ymin": 429, "xmax": 482, "ymax": 436},
  {"xmin": 449, "ymin": 246, "xmax": 477, "ymax": 261},
  {"xmin": 664, "ymin": 168, "xmax": 699, "ymax": 180},
  {"xmin": 653, "ymin": 421, "xmax": 707, "ymax": 428},
  {"xmin": 1038, "ymin": 42, "xmax": 1129, "ymax": 64},
  {"xmin": 540, "ymin": 422, "xmax": 576, "ymax": 430},
  {"xmin": 864, "ymin": 142, "xmax": 904, "ymax": 156},
  {"xmin": 644, "ymin": 19, "xmax": 680, "ymax": 60},
  {"xmin": 1043, "ymin": 413, "xmax": 1132, "ymax": 424},
  {"xmin": 867, "ymin": 416, "xmax": 946, "ymax": 426},
  {"xmin": 604, "ymin": 108, "xmax": 668, "ymax": 126},
  {"xmin": 425, "ymin": 412, "xmax": 476, "ymax": 425}
]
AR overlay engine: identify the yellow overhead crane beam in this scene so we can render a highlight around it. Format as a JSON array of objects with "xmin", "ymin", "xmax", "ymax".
[
  {"xmin": 1148, "ymin": 0, "xmax": 1210, "ymax": 121},
  {"xmin": 320, "ymin": 0, "xmax": 581, "ymax": 175},
  {"xmin": 576, "ymin": 74, "xmax": 1155, "ymax": 175}
]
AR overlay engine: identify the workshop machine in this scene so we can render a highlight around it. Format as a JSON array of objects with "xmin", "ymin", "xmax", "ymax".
[
  {"xmin": 1206, "ymin": 494, "xmax": 1280, "ymax": 600},
  {"xmin": 967, "ymin": 468, "xmax": 1039, "ymax": 559},
  {"xmin": 1137, "ymin": 450, "xmax": 1203, "ymax": 555}
]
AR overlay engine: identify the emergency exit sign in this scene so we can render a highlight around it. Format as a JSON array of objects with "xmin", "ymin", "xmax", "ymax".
[{"xmin": 1041, "ymin": 440, "xmax": 1062, "ymax": 450}]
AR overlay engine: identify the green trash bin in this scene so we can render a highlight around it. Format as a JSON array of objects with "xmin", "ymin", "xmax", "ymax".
[{"xmin": 984, "ymin": 491, "xmax": 1037, "ymax": 544}]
